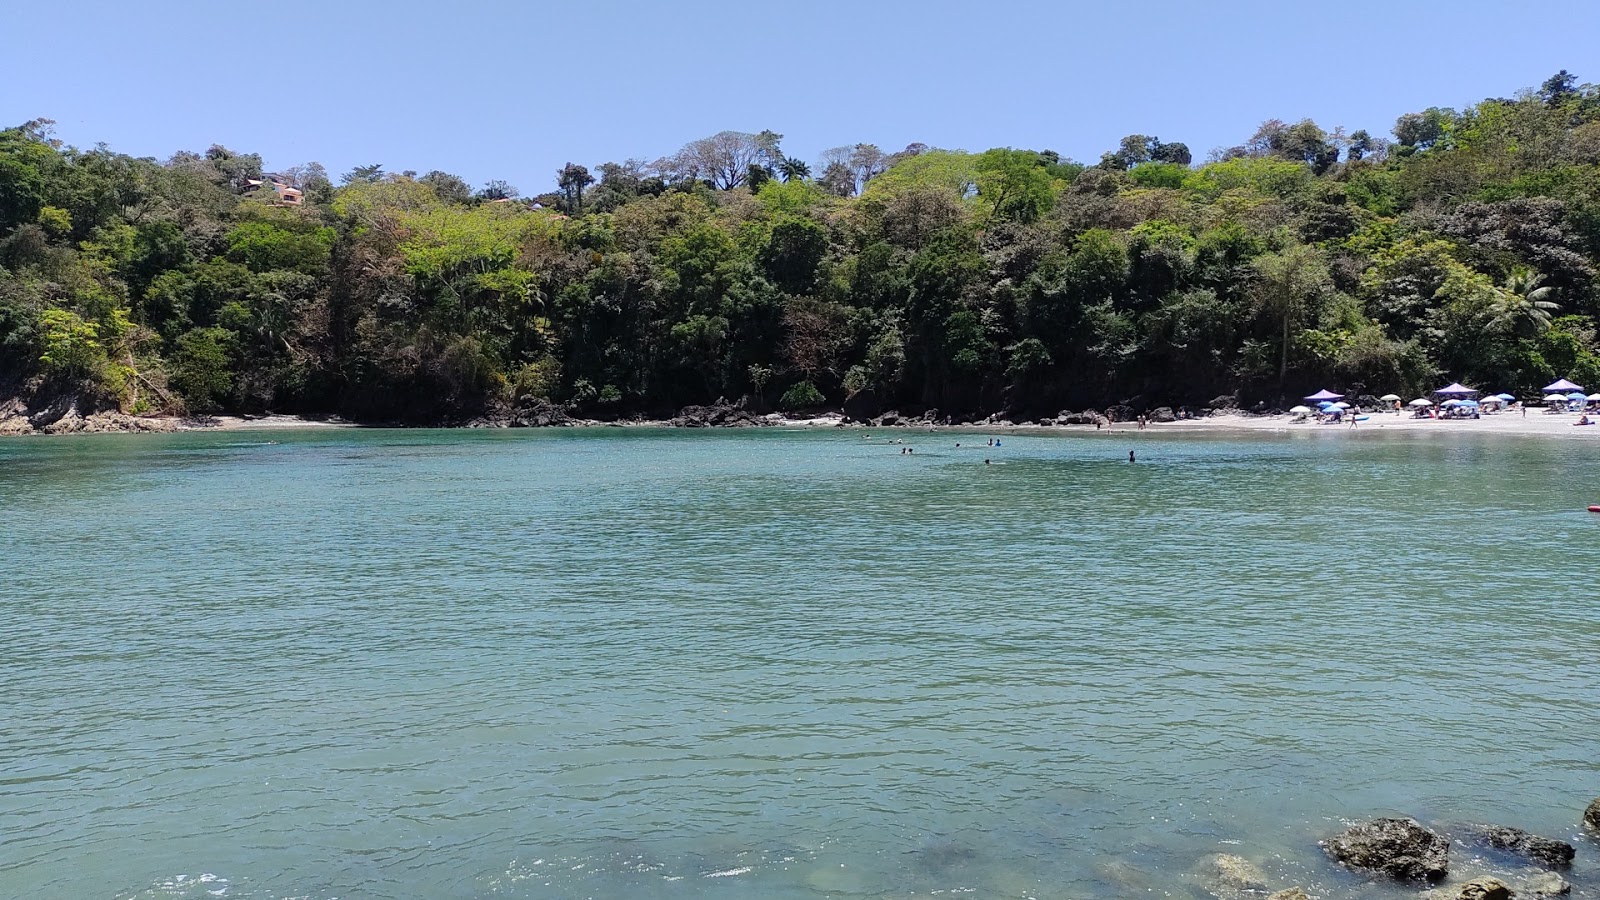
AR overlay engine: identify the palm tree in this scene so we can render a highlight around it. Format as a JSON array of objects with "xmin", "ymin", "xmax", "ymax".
[
  {"xmin": 778, "ymin": 157, "xmax": 811, "ymax": 183},
  {"xmin": 1489, "ymin": 268, "xmax": 1560, "ymax": 336}
]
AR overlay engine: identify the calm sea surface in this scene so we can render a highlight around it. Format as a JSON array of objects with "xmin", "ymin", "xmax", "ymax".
[{"xmin": 3, "ymin": 426, "xmax": 1598, "ymax": 899}]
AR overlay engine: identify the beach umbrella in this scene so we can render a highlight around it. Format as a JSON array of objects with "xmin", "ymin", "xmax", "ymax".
[
  {"xmin": 1588, "ymin": 393, "xmax": 1600, "ymax": 402},
  {"xmin": 1496, "ymin": 393, "xmax": 1515, "ymax": 401},
  {"xmin": 1305, "ymin": 389, "xmax": 1344, "ymax": 401},
  {"xmin": 1543, "ymin": 378, "xmax": 1584, "ymax": 393},
  {"xmin": 1379, "ymin": 394, "xmax": 1401, "ymax": 402},
  {"xmin": 1545, "ymin": 394, "xmax": 1567, "ymax": 404},
  {"xmin": 1331, "ymin": 401, "xmax": 1351, "ymax": 409},
  {"xmin": 1289, "ymin": 405, "xmax": 1312, "ymax": 414},
  {"xmin": 1441, "ymin": 399, "xmax": 1462, "ymax": 407},
  {"xmin": 1461, "ymin": 399, "xmax": 1480, "ymax": 407},
  {"xmin": 1567, "ymin": 391, "xmax": 1586, "ymax": 400},
  {"xmin": 1409, "ymin": 398, "xmax": 1433, "ymax": 407},
  {"xmin": 1434, "ymin": 382, "xmax": 1478, "ymax": 396}
]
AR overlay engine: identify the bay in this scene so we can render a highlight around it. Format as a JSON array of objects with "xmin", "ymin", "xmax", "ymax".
[{"xmin": 2, "ymin": 427, "xmax": 1598, "ymax": 899}]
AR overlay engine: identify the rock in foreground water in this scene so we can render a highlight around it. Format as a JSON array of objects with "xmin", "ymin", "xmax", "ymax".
[
  {"xmin": 1522, "ymin": 870, "xmax": 1570, "ymax": 897},
  {"xmin": 1198, "ymin": 853, "xmax": 1269, "ymax": 899},
  {"xmin": 1477, "ymin": 825, "xmax": 1574, "ymax": 868},
  {"xmin": 1584, "ymin": 797, "xmax": 1600, "ymax": 830},
  {"xmin": 1453, "ymin": 877, "xmax": 1513, "ymax": 900},
  {"xmin": 1322, "ymin": 817, "xmax": 1449, "ymax": 881}
]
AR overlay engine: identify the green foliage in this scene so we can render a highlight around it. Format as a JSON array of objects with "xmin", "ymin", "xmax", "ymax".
[
  {"xmin": 37, "ymin": 308, "xmax": 104, "ymax": 376},
  {"xmin": 779, "ymin": 380, "xmax": 825, "ymax": 410},
  {"xmin": 169, "ymin": 327, "xmax": 234, "ymax": 410},
  {"xmin": 226, "ymin": 221, "xmax": 335, "ymax": 274},
  {"xmin": 759, "ymin": 216, "xmax": 828, "ymax": 294},
  {"xmin": 974, "ymin": 148, "xmax": 1055, "ymax": 223},
  {"xmin": 4, "ymin": 71, "xmax": 1600, "ymax": 421},
  {"xmin": 1127, "ymin": 162, "xmax": 1188, "ymax": 189}
]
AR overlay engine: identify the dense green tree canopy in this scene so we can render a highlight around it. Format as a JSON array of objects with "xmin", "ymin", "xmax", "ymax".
[{"xmin": 5, "ymin": 73, "xmax": 1600, "ymax": 422}]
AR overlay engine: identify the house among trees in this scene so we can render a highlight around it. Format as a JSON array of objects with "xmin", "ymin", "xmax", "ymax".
[{"xmin": 243, "ymin": 173, "xmax": 303, "ymax": 206}]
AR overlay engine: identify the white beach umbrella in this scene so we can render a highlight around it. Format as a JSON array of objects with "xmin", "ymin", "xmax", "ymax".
[
  {"xmin": 1331, "ymin": 401, "xmax": 1351, "ymax": 409},
  {"xmin": 1588, "ymin": 393, "xmax": 1600, "ymax": 401},
  {"xmin": 1289, "ymin": 405, "xmax": 1312, "ymax": 414},
  {"xmin": 1409, "ymin": 398, "xmax": 1433, "ymax": 407},
  {"xmin": 1379, "ymin": 394, "xmax": 1401, "ymax": 402},
  {"xmin": 1544, "ymin": 394, "xmax": 1567, "ymax": 404}
]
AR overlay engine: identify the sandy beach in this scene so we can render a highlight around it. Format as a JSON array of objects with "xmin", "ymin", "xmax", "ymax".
[
  {"xmin": 195, "ymin": 414, "xmax": 358, "ymax": 431},
  {"xmin": 1148, "ymin": 409, "xmax": 1600, "ymax": 439}
]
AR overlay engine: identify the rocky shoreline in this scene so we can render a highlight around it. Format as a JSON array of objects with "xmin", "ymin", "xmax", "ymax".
[{"xmin": 1170, "ymin": 798, "xmax": 1600, "ymax": 900}]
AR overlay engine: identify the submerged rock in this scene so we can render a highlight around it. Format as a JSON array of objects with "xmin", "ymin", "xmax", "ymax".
[
  {"xmin": 1522, "ymin": 871, "xmax": 1570, "ymax": 897},
  {"xmin": 1475, "ymin": 825, "xmax": 1574, "ymax": 868},
  {"xmin": 1266, "ymin": 890, "xmax": 1310, "ymax": 900},
  {"xmin": 1453, "ymin": 877, "xmax": 1513, "ymax": 900},
  {"xmin": 1322, "ymin": 817, "xmax": 1449, "ymax": 882},
  {"xmin": 1198, "ymin": 853, "xmax": 1269, "ymax": 899},
  {"xmin": 1584, "ymin": 797, "xmax": 1600, "ymax": 830}
]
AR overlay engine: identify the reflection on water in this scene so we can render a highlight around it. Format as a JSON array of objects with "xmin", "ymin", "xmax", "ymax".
[{"xmin": 2, "ymin": 427, "xmax": 1598, "ymax": 899}]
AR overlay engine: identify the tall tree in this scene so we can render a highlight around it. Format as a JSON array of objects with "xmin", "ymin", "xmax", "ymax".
[
  {"xmin": 556, "ymin": 163, "xmax": 593, "ymax": 214},
  {"xmin": 778, "ymin": 157, "xmax": 810, "ymax": 182},
  {"xmin": 672, "ymin": 131, "xmax": 782, "ymax": 190}
]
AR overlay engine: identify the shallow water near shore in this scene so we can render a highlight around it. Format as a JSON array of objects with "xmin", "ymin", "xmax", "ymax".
[{"xmin": 3, "ymin": 427, "xmax": 1599, "ymax": 899}]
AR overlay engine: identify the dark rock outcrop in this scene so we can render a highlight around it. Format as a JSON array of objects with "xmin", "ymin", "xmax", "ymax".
[
  {"xmin": 1475, "ymin": 825, "xmax": 1574, "ymax": 868},
  {"xmin": 1584, "ymin": 797, "xmax": 1600, "ymax": 830},
  {"xmin": 670, "ymin": 403, "xmax": 764, "ymax": 428},
  {"xmin": 1149, "ymin": 406, "xmax": 1176, "ymax": 423},
  {"xmin": 507, "ymin": 400, "xmax": 572, "ymax": 427},
  {"xmin": 842, "ymin": 389, "xmax": 882, "ymax": 422},
  {"xmin": 1322, "ymin": 817, "xmax": 1449, "ymax": 882}
]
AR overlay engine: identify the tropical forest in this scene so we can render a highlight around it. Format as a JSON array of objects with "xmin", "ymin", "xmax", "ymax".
[{"xmin": 4, "ymin": 71, "xmax": 1600, "ymax": 424}]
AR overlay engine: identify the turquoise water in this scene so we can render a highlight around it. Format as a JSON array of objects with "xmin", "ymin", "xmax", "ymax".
[{"xmin": 2, "ymin": 427, "xmax": 1598, "ymax": 899}]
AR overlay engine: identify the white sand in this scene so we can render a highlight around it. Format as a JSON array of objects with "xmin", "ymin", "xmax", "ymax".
[
  {"xmin": 1142, "ymin": 409, "xmax": 1600, "ymax": 439},
  {"xmin": 192, "ymin": 414, "xmax": 358, "ymax": 431}
]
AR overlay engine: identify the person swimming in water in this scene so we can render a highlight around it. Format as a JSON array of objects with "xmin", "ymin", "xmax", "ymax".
[
  {"xmin": 1128, "ymin": 450, "xmax": 1136, "ymax": 462},
  {"xmin": 984, "ymin": 458, "xmax": 991, "ymax": 465}
]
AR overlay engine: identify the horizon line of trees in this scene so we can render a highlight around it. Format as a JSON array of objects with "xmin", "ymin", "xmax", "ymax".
[{"xmin": 3, "ymin": 70, "xmax": 1599, "ymax": 422}]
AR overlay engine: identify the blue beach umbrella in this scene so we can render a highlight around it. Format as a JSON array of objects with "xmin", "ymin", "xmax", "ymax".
[
  {"xmin": 1460, "ymin": 399, "xmax": 1479, "ymax": 407},
  {"xmin": 1568, "ymin": 392, "xmax": 1587, "ymax": 401},
  {"xmin": 1496, "ymin": 393, "xmax": 1515, "ymax": 401}
]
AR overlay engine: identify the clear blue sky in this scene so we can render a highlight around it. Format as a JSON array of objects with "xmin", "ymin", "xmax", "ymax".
[{"xmin": 4, "ymin": 0, "xmax": 1596, "ymax": 193}]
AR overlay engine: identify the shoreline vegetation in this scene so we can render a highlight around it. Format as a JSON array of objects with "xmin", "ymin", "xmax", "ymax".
[
  {"xmin": 7, "ymin": 401, "xmax": 1600, "ymax": 439},
  {"xmin": 6, "ymin": 72, "xmax": 1600, "ymax": 436}
]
